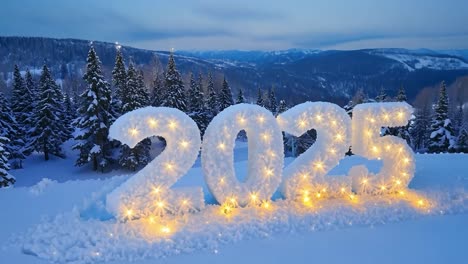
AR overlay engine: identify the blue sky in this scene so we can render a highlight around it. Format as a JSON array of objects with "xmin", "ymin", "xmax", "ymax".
[{"xmin": 1, "ymin": 0, "xmax": 467, "ymax": 50}]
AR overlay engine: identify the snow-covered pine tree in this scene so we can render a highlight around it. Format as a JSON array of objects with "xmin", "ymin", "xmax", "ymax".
[
  {"xmin": 236, "ymin": 88, "xmax": 245, "ymax": 104},
  {"xmin": 119, "ymin": 64, "xmax": 152, "ymax": 171},
  {"xmin": 162, "ymin": 51, "xmax": 187, "ymax": 112},
  {"xmin": 64, "ymin": 92, "xmax": 77, "ymax": 124},
  {"xmin": 375, "ymin": 86, "xmax": 387, "ymax": 102},
  {"xmin": 111, "ymin": 46, "xmax": 127, "ymax": 115},
  {"xmin": 267, "ymin": 87, "xmax": 278, "ymax": 115},
  {"xmin": 73, "ymin": 47, "xmax": 115, "ymax": 171},
  {"xmin": 122, "ymin": 64, "xmax": 149, "ymax": 113},
  {"xmin": 428, "ymin": 81, "xmax": 455, "ymax": 153},
  {"xmin": 185, "ymin": 72, "xmax": 210, "ymax": 135},
  {"xmin": 25, "ymin": 69, "xmax": 39, "ymax": 105},
  {"xmin": 409, "ymin": 103, "xmax": 431, "ymax": 152},
  {"xmin": 206, "ymin": 72, "xmax": 218, "ymax": 116},
  {"xmin": 0, "ymin": 136, "xmax": 15, "ymax": 188},
  {"xmin": 11, "ymin": 65, "xmax": 34, "ymax": 166},
  {"xmin": 278, "ymin": 99, "xmax": 289, "ymax": 153},
  {"xmin": 256, "ymin": 87, "xmax": 264, "ymax": 107},
  {"xmin": 0, "ymin": 91, "xmax": 24, "ymax": 169},
  {"xmin": 455, "ymin": 129, "xmax": 468, "ymax": 153},
  {"xmin": 278, "ymin": 100, "xmax": 288, "ymax": 114},
  {"xmin": 217, "ymin": 77, "xmax": 234, "ymax": 111},
  {"xmin": 29, "ymin": 65, "xmax": 68, "ymax": 160},
  {"xmin": 452, "ymin": 101, "xmax": 464, "ymax": 136},
  {"xmin": 188, "ymin": 72, "xmax": 204, "ymax": 112},
  {"xmin": 151, "ymin": 72, "xmax": 164, "ymax": 106},
  {"xmin": 396, "ymin": 85, "xmax": 407, "ymax": 102}
]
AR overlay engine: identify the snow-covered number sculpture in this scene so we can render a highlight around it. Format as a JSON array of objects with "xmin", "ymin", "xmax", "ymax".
[
  {"xmin": 277, "ymin": 102, "xmax": 352, "ymax": 201},
  {"xmin": 106, "ymin": 107, "xmax": 204, "ymax": 220},
  {"xmin": 350, "ymin": 102, "xmax": 415, "ymax": 194},
  {"xmin": 202, "ymin": 104, "xmax": 284, "ymax": 206}
]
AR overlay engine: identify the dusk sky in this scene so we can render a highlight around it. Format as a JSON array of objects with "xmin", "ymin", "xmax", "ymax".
[{"xmin": 1, "ymin": 0, "xmax": 467, "ymax": 51}]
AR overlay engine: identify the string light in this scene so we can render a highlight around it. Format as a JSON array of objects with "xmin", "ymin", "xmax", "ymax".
[
  {"xmin": 152, "ymin": 187, "xmax": 161, "ymax": 194},
  {"xmin": 129, "ymin": 128, "xmax": 138, "ymax": 136},
  {"xmin": 168, "ymin": 120, "xmax": 177, "ymax": 129},
  {"xmin": 417, "ymin": 199, "xmax": 424, "ymax": 206},
  {"xmin": 180, "ymin": 140, "xmax": 189, "ymax": 148},
  {"xmin": 126, "ymin": 209, "xmax": 133, "ymax": 217},
  {"xmin": 165, "ymin": 163, "xmax": 174, "ymax": 170},
  {"xmin": 161, "ymin": 226, "xmax": 171, "ymax": 234},
  {"xmin": 148, "ymin": 118, "xmax": 157, "ymax": 128}
]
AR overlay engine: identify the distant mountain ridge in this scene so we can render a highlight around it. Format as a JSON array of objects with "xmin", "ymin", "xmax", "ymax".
[{"xmin": 1, "ymin": 36, "xmax": 467, "ymax": 105}]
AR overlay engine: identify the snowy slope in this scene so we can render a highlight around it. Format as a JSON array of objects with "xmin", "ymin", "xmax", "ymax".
[
  {"xmin": 367, "ymin": 49, "xmax": 468, "ymax": 71},
  {"xmin": 0, "ymin": 143, "xmax": 467, "ymax": 264}
]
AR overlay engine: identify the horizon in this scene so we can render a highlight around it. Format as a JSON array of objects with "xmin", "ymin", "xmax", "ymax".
[{"xmin": 2, "ymin": 35, "xmax": 467, "ymax": 53}]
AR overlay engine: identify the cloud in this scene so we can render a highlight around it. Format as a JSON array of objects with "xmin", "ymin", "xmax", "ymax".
[{"xmin": 194, "ymin": 4, "xmax": 284, "ymax": 22}]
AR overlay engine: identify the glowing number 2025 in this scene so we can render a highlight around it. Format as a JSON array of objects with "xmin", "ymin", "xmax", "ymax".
[
  {"xmin": 106, "ymin": 107, "xmax": 204, "ymax": 220},
  {"xmin": 106, "ymin": 102, "xmax": 416, "ymax": 219}
]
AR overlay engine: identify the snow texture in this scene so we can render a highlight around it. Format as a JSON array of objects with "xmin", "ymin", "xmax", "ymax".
[
  {"xmin": 202, "ymin": 104, "xmax": 284, "ymax": 206},
  {"xmin": 107, "ymin": 106, "xmax": 204, "ymax": 219},
  {"xmin": 29, "ymin": 178, "xmax": 58, "ymax": 196}
]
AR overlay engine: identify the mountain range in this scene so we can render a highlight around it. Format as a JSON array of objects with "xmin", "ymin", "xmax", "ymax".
[{"xmin": 1, "ymin": 36, "xmax": 467, "ymax": 105}]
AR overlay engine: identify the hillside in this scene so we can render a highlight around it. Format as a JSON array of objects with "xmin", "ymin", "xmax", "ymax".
[{"xmin": 1, "ymin": 36, "xmax": 468, "ymax": 105}]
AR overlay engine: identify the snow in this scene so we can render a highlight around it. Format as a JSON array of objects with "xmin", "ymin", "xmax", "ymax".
[
  {"xmin": 0, "ymin": 141, "xmax": 467, "ymax": 264},
  {"xmin": 369, "ymin": 51, "xmax": 468, "ymax": 71}
]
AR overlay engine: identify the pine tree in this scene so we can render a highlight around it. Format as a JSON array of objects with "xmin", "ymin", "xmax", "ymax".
[
  {"xmin": 218, "ymin": 77, "xmax": 234, "ymax": 111},
  {"xmin": 11, "ymin": 65, "xmax": 34, "ymax": 165},
  {"xmin": 119, "ymin": 64, "xmax": 152, "ymax": 171},
  {"xmin": 122, "ymin": 64, "xmax": 149, "ymax": 113},
  {"xmin": 111, "ymin": 47, "xmax": 127, "ymax": 115},
  {"xmin": 162, "ymin": 51, "xmax": 187, "ymax": 112},
  {"xmin": 236, "ymin": 88, "xmax": 245, "ymax": 104},
  {"xmin": 410, "ymin": 105, "xmax": 431, "ymax": 152},
  {"xmin": 25, "ymin": 69, "xmax": 39, "ymax": 105},
  {"xmin": 73, "ymin": 47, "xmax": 115, "ymax": 171},
  {"xmin": 151, "ymin": 72, "xmax": 164, "ymax": 106},
  {"xmin": 206, "ymin": 72, "xmax": 218, "ymax": 116},
  {"xmin": 0, "ymin": 91, "xmax": 24, "ymax": 169},
  {"xmin": 188, "ymin": 72, "xmax": 204, "ymax": 112},
  {"xmin": 256, "ymin": 87, "xmax": 264, "ymax": 107},
  {"xmin": 375, "ymin": 86, "xmax": 387, "ymax": 102},
  {"xmin": 452, "ymin": 101, "xmax": 464, "ymax": 136},
  {"xmin": 29, "ymin": 65, "xmax": 68, "ymax": 160},
  {"xmin": 0, "ymin": 136, "xmax": 15, "ymax": 188},
  {"xmin": 455, "ymin": 129, "xmax": 468, "ymax": 153},
  {"xmin": 396, "ymin": 85, "xmax": 407, "ymax": 102},
  {"xmin": 267, "ymin": 87, "xmax": 278, "ymax": 114},
  {"xmin": 428, "ymin": 81, "xmax": 455, "ymax": 153},
  {"xmin": 64, "ymin": 92, "xmax": 77, "ymax": 123},
  {"xmin": 278, "ymin": 100, "xmax": 288, "ymax": 114}
]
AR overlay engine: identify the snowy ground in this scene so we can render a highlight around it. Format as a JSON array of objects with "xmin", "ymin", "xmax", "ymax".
[{"xmin": 1, "ymin": 141, "xmax": 467, "ymax": 264}]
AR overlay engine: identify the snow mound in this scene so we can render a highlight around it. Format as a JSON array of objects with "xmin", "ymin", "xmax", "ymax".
[
  {"xmin": 29, "ymin": 178, "xmax": 58, "ymax": 196},
  {"xmin": 16, "ymin": 188, "xmax": 467, "ymax": 264}
]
